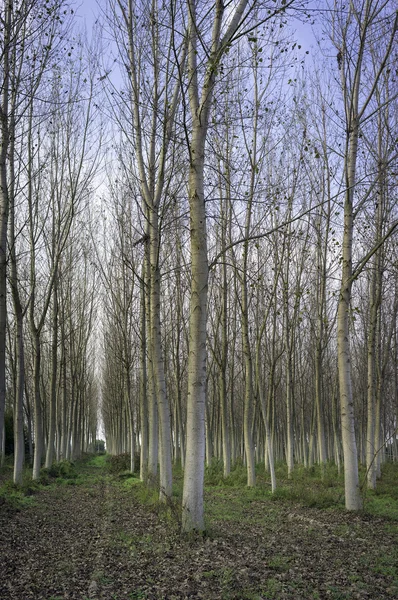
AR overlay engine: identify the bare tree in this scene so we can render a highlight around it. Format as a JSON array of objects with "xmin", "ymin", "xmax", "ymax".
[{"xmin": 331, "ymin": 0, "xmax": 398, "ymax": 509}]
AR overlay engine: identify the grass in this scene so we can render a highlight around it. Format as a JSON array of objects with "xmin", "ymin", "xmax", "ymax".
[
  {"xmin": 0, "ymin": 478, "xmax": 38, "ymax": 509},
  {"xmin": 2, "ymin": 452, "xmax": 397, "ymax": 522},
  {"xmin": 87, "ymin": 454, "xmax": 108, "ymax": 468},
  {"xmin": 0, "ymin": 454, "xmax": 104, "ymax": 509},
  {"xmin": 361, "ymin": 462, "xmax": 398, "ymax": 521},
  {"xmin": 268, "ymin": 462, "xmax": 346, "ymax": 508},
  {"xmin": 371, "ymin": 544, "xmax": 398, "ymax": 579},
  {"xmin": 204, "ymin": 459, "xmax": 249, "ymax": 487},
  {"xmin": 200, "ymin": 459, "xmax": 398, "ymax": 524},
  {"xmin": 203, "ymin": 460, "xmax": 346, "ymax": 511}
]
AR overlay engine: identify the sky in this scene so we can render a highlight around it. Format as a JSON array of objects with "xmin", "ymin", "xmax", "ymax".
[
  {"xmin": 75, "ymin": 0, "xmax": 323, "ymax": 54},
  {"xmin": 75, "ymin": 0, "xmax": 99, "ymax": 30},
  {"xmin": 72, "ymin": 0, "xmax": 335, "ymax": 109}
]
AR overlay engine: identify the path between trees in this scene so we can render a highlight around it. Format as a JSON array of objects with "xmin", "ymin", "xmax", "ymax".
[{"xmin": 0, "ymin": 461, "xmax": 397, "ymax": 599}]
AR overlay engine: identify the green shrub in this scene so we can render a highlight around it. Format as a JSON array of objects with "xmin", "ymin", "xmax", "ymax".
[
  {"xmin": 95, "ymin": 439, "xmax": 106, "ymax": 453},
  {"xmin": 105, "ymin": 453, "xmax": 140, "ymax": 474},
  {"xmin": 204, "ymin": 458, "xmax": 224, "ymax": 485},
  {"xmin": 40, "ymin": 460, "xmax": 77, "ymax": 483},
  {"xmin": 0, "ymin": 477, "xmax": 40, "ymax": 509},
  {"xmin": 204, "ymin": 459, "xmax": 251, "ymax": 487},
  {"xmin": 269, "ymin": 479, "xmax": 342, "ymax": 509},
  {"xmin": 222, "ymin": 465, "xmax": 249, "ymax": 487}
]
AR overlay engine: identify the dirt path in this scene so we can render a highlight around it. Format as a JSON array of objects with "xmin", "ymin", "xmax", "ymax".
[{"xmin": 1, "ymin": 465, "xmax": 397, "ymax": 599}]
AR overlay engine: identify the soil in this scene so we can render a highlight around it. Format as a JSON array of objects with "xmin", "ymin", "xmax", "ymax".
[{"xmin": 0, "ymin": 466, "xmax": 397, "ymax": 599}]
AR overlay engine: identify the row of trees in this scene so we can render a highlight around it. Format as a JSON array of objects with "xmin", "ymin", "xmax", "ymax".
[
  {"xmin": 1, "ymin": 0, "xmax": 398, "ymax": 532},
  {"xmin": 101, "ymin": 0, "xmax": 398, "ymax": 530},
  {"xmin": 0, "ymin": 0, "xmax": 100, "ymax": 482}
]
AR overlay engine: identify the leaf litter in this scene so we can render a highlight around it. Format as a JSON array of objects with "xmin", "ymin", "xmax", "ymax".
[{"xmin": 0, "ymin": 466, "xmax": 397, "ymax": 599}]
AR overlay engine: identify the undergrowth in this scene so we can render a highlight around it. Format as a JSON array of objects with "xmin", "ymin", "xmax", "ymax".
[
  {"xmin": 0, "ymin": 477, "xmax": 39, "ymax": 509},
  {"xmin": 202, "ymin": 459, "xmax": 398, "ymax": 517},
  {"xmin": 120, "ymin": 477, "xmax": 182, "ymax": 532},
  {"xmin": 2, "ymin": 451, "xmax": 397, "ymax": 522},
  {"xmin": 362, "ymin": 462, "xmax": 398, "ymax": 520},
  {"xmin": 204, "ymin": 459, "xmax": 250, "ymax": 487},
  {"xmin": 105, "ymin": 452, "xmax": 140, "ymax": 475},
  {"xmin": 0, "ymin": 459, "xmax": 79, "ymax": 509},
  {"xmin": 267, "ymin": 462, "xmax": 345, "ymax": 509},
  {"xmin": 40, "ymin": 460, "xmax": 78, "ymax": 484}
]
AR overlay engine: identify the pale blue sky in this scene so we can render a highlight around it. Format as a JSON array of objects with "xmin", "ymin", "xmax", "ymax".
[{"xmin": 75, "ymin": 0, "xmax": 321, "ymax": 51}]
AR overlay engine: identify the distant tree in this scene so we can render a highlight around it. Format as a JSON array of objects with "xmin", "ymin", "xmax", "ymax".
[{"xmin": 95, "ymin": 439, "xmax": 105, "ymax": 453}]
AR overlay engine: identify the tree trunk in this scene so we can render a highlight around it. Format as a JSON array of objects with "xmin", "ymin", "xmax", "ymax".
[
  {"xmin": 338, "ymin": 115, "xmax": 362, "ymax": 509},
  {"xmin": 182, "ymin": 142, "xmax": 208, "ymax": 531},
  {"xmin": 13, "ymin": 315, "xmax": 25, "ymax": 484},
  {"xmin": 45, "ymin": 281, "xmax": 58, "ymax": 468},
  {"xmin": 32, "ymin": 333, "xmax": 44, "ymax": 480},
  {"xmin": 149, "ymin": 207, "xmax": 172, "ymax": 500},
  {"xmin": 0, "ymin": 0, "xmax": 12, "ymax": 467},
  {"xmin": 139, "ymin": 269, "xmax": 149, "ymax": 481}
]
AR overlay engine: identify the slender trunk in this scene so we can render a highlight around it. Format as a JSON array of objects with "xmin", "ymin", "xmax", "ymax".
[
  {"xmin": 241, "ymin": 243, "xmax": 255, "ymax": 487},
  {"xmin": 140, "ymin": 269, "xmax": 149, "ymax": 481},
  {"xmin": 149, "ymin": 207, "xmax": 172, "ymax": 500},
  {"xmin": 257, "ymin": 362, "xmax": 276, "ymax": 493},
  {"xmin": 8, "ymin": 86, "xmax": 24, "ymax": 483},
  {"xmin": 125, "ymin": 365, "xmax": 135, "ymax": 473},
  {"xmin": 182, "ymin": 0, "xmax": 210, "ymax": 533},
  {"xmin": 146, "ymin": 264, "xmax": 158, "ymax": 480},
  {"xmin": 367, "ymin": 136, "xmax": 384, "ymax": 488},
  {"xmin": 13, "ymin": 316, "xmax": 25, "ymax": 484},
  {"xmin": 32, "ymin": 333, "xmax": 43, "ymax": 479},
  {"xmin": 182, "ymin": 131, "xmax": 208, "ymax": 531},
  {"xmin": 0, "ymin": 0, "xmax": 12, "ymax": 467},
  {"xmin": 366, "ymin": 258, "xmax": 379, "ymax": 489},
  {"xmin": 45, "ymin": 281, "xmax": 58, "ymax": 468},
  {"xmin": 332, "ymin": 383, "xmax": 341, "ymax": 474},
  {"xmin": 24, "ymin": 385, "xmax": 33, "ymax": 463},
  {"xmin": 60, "ymin": 326, "xmax": 68, "ymax": 460},
  {"xmin": 285, "ymin": 329, "xmax": 294, "ymax": 477},
  {"xmin": 220, "ymin": 224, "xmax": 230, "ymax": 477},
  {"xmin": 315, "ymin": 332, "xmax": 327, "ymax": 466},
  {"xmin": 338, "ymin": 115, "xmax": 362, "ymax": 509},
  {"xmin": 314, "ymin": 109, "xmax": 332, "ymax": 469},
  {"xmin": 182, "ymin": 0, "xmax": 251, "ymax": 532}
]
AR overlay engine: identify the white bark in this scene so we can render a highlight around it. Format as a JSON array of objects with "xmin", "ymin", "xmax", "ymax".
[
  {"xmin": 334, "ymin": 0, "xmax": 397, "ymax": 510},
  {"xmin": 338, "ymin": 110, "xmax": 362, "ymax": 509},
  {"xmin": 182, "ymin": 0, "xmax": 253, "ymax": 531},
  {"xmin": 0, "ymin": 0, "xmax": 12, "ymax": 467},
  {"xmin": 150, "ymin": 208, "xmax": 173, "ymax": 499},
  {"xmin": 139, "ymin": 268, "xmax": 149, "ymax": 481},
  {"xmin": 182, "ymin": 136, "xmax": 208, "ymax": 531}
]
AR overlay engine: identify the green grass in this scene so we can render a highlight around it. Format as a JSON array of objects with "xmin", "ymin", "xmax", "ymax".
[
  {"xmin": 361, "ymin": 463, "xmax": 398, "ymax": 521},
  {"xmin": 204, "ymin": 459, "xmax": 249, "ymax": 487},
  {"xmin": 0, "ymin": 456, "xmax": 90, "ymax": 508},
  {"xmin": 364, "ymin": 493, "xmax": 398, "ymax": 520},
  {"xmin": 204, "ymin": 460, "xmax": 346, "ymax": 509},
  {"xmin": 202, "ymin": 460, "xmax": 398, "ymax": 520},
  {"xmin": 40, "ymin": 460, "xmax": 78, "ymax": 483},
  {"xmin": 87, "ymin": 454, "xmax": 107, "ymax": 468},
  {"xmin": 128, "ymin": 591, "xmax": 147, "ymax": 599},
  {"xmin": 371, "ymin": 545, "xmax": 398, "ymax": 578},
  {"xmin": 2, "ymin": 452, "xmax": 398, "ymax": 523},
  {"xmin": 0, "ymin": 478, "xmax": 38, "ymax": 509},
  {"xmin": 252, "ymin": 462, "xmax": 346, "ymax": 510}
]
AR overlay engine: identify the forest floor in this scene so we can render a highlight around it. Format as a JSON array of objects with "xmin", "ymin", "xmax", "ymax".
[{"xmin": 1, "ymin": 456, "xmax": 398, "ymax": 600}]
